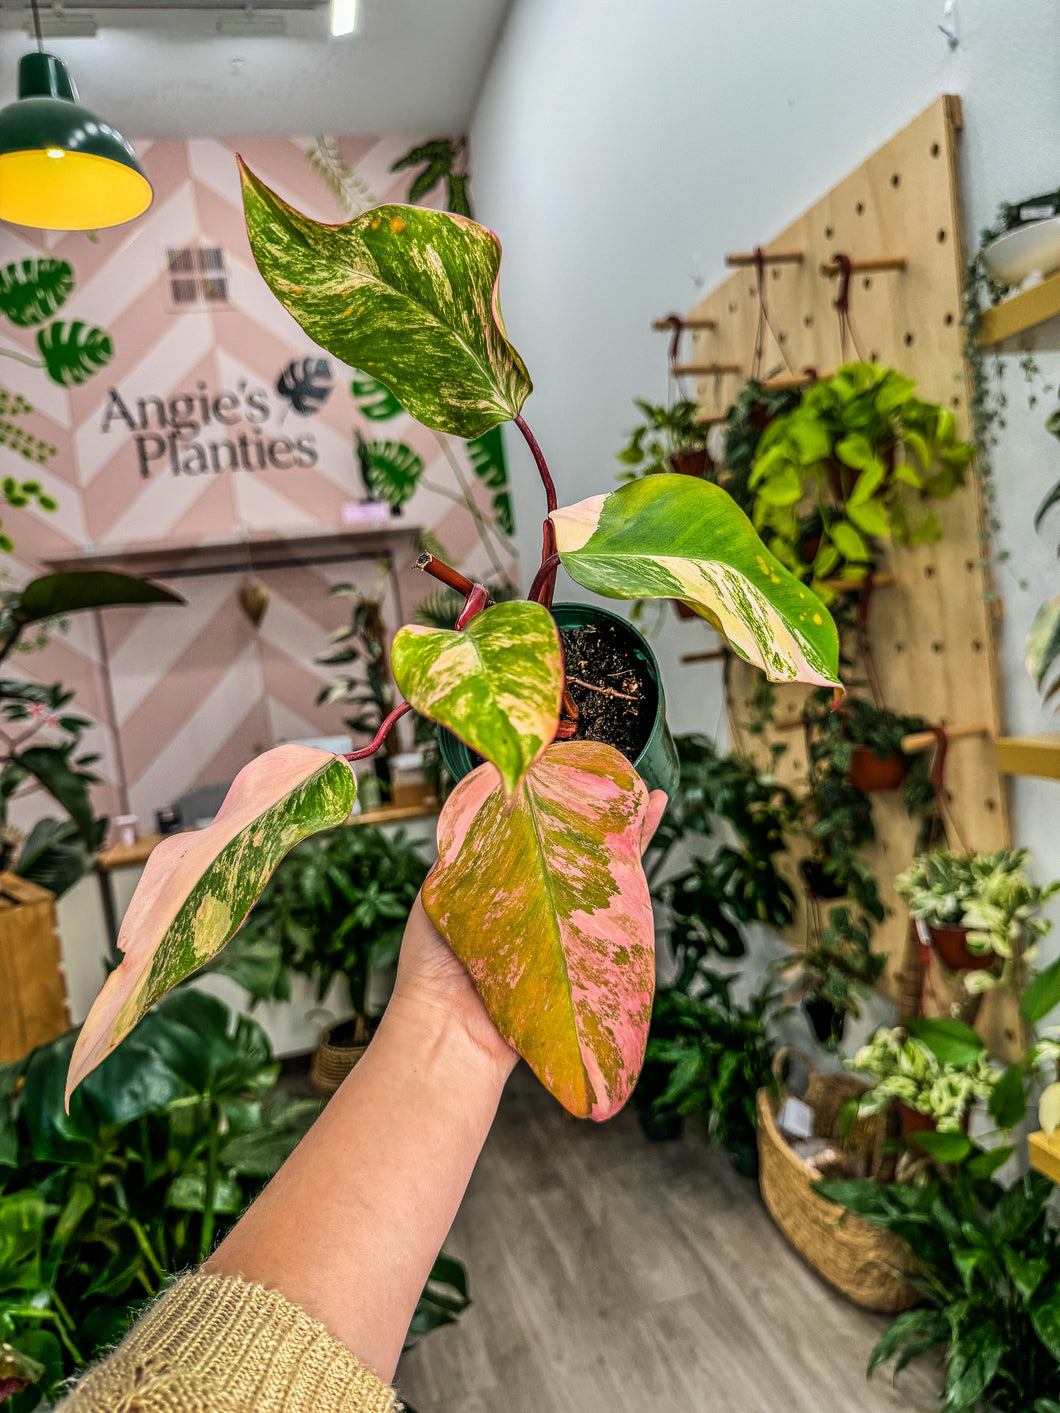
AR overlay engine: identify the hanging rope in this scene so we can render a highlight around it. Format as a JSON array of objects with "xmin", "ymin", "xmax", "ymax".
[
  {"xmin": 829, "ymin": 252, "xmax": 867, "ymax": 363},
  {"xmin": 749, "ymin": 247, "xmax": 797, "ymax": 381}
]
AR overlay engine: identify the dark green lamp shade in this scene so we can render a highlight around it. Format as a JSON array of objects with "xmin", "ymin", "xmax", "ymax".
[{"xmin": 0, "ymin": 52, "xmax": 152, "ymax": 230}]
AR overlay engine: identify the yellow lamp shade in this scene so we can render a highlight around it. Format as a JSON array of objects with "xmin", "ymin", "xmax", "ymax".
[{"xmin": 0, "ymin": 53, "xmax": 152, "ymax": 230}]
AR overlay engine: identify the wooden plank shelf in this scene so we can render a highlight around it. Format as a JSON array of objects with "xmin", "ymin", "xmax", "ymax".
[
  {"xmin": 995, "ymin": 734, "xmax": 1060, "ymax": 781},
  {"xmin": 977, "ymin": 270, "xmax": 1060, "ymax": 347},
  {"xmin": 1029, "ymin": 1129, "xmax": 1060, "ymax": 1184}
]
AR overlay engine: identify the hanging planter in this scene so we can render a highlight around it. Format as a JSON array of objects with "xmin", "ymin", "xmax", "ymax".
[
  {"xmin": 439, "ymin": 603, "xmax": 680, "ymax": 798},
  {"xmin": 799, "ymin": 857, "xmax": 846, "ymax": 900},
  {"xmin": 804, "ymin": 996, "xmax": 847, "ymax": 1046},
  {"xmin": 670, "ymin": 448, "xmax": 712, "ymax": 479},
  {"xmin": 847, "ymin": 745, "xmax": 907, "ymax": 793}
]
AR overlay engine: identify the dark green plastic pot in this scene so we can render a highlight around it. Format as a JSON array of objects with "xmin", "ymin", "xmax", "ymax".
[{"xmin": 438, "ymin": 602, "xmax": 680, "ymax": 798}]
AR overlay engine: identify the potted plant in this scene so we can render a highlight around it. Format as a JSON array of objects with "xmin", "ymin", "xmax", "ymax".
[
  {"xmin": 748, "ymin": 362, "xmax": 973, "ymax": 601},
  {"xmin": 719, "ymin": 378, "xmax": 802, "ymax": 517},
  {"xmin": 636, "ymin": 975, "xmax": 776, "ymax": 1173},
  {"xmin": 896, "ymin": 847, "xmax": 1059, "ymax": 988},
  {"xmin": 65, "ymin": 170, "xmax": 841, "ymax": 1125},
  {"xmin": 316, "ymin": 584, "xmax": 400, "ymax": 799},
  {"xmin": 815, "ymin": 1167, "xmax": 1060, "ymax": 1413},
  {"xmin": 774, "ymin": 905, "xmax": 886, "ymax": 1047},
  {"xmin": 616, "ymin": 398, "xmax": 713, "ymax": 481},
  {"xmin": 849, "ymin": 1021, "xmax": 999, "ymax": 1138},
  {"xmin": 211, "ymin": 823, "xmax": 428, "ymax": 1097}
]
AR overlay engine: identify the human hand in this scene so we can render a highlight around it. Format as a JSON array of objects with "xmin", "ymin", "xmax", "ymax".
[{"xmin": 388, "ymin": 788, "xmax": 669, "ymax": 1079}]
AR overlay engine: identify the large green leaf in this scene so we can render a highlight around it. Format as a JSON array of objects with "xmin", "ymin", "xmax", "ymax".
[
  {"xmin": 16, "ymin": 746, "xmax": 96, "ymax": 845},
  {"xmin": 66, "ymin": 745, "xmax": 357, "ymax": 1104},
  {"xmin": 36, "ymin": 320, "xmax": 113, "ymax": 387},
  {"xmin": 1023, "ymin": 955, "xmax": 1060, "ymax": 1024},
  {"xmin": 988, "ymin": 1062, "xmax": 1027, "ymax": 1130},
  {"xmin": 1027, "ymin": 595, "xmax": 1060, "ymax": 704},
  {"xmin": 392, "ymin": 600, "xmax": 561, "ymax": 800},
  {"xmin": 240, "ymin": 161, "xmax": 532, "ymax": 438},
  {"xmin": 905, "ymin": 1017, "xmax": 984, "ymax": 1067},
  {"xmin": 0, "ymin": 258, "xmax": 74, "ymax": 327},
  {"xmin": 551, "ymin": 475, "xmax": 841, "ymax": 687},
  {"xmin": 16, "ymin": 570, "xmax": 182, "ymax": 627},
  {"xmin": 422, "ymin": 740, "xmax": 655, "ymax": 1120}
]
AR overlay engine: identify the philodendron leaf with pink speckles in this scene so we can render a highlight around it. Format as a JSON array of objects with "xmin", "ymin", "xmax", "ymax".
[
  {"xmin": 392, "ymin": 600, "xmax": 562, "ymax": 801},
  {"xmin": 551, "ymin": 474, "xmax": 842, "ymax": 689},
  {"xmin": 422, "ymin": 740, "xmax": 654, "ymax": 1121},
  {"xmin": 65, "ymin": 746, "xmax": 357, "ymax": 1107},
  {"xmin": 239, "ymin": 161, "xmax": 532, "ymax": 439}
]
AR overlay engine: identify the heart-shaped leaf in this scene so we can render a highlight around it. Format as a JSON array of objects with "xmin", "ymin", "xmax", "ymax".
[
  {"xmin": 66, "ymin": 745, "xmax": 357, "ymax": 1106},
  {"xmin": 240, "ymin": 161, "xmax": 532, "ymax": 438},
  {"xmin": 551, "ymin": 475, "xmax": 841, "ymax": 688},
  {"xmin": 392, "ymin": 600, "xmax": 561, "ymax": 800},
  {"xmin": 422, "ymin": 740, "xmax": 654, "ymax": 1121}
]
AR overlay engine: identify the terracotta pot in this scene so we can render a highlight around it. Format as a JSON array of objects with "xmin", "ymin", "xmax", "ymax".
[
  {"xmin": 799, "ymin": 533, "xmax": 822, "ymax": 565},
  {"xmin": 847, "ymin": 745, "xmax": 906, "ymax": 793},
  {"xmin": 673, "ymin": 600, "xmax": 697, "ymax": 620},
  {"xmin": 670, "ymin": 448, "xmax": 711, "ymax": 478},
  {"xmin": 899, "ymin": 1102, "xmax": 970, "ymax": 1140},
  {"xmin": 927, "ymin": 923, "xmax": 997, "ymax": 973},
  {"xmin": 898, "ymin": 1103, "xmax": 938, "ymax": 1137}
]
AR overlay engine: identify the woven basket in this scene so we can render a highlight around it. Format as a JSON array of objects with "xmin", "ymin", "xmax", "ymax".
[
  {"xmin": 757, "ymin": 1048, "xmax": 920, "ymax": 1313},
  {"xmin": 311, "ymin": 1014, "xmax": 374, "ymax": 1100}
]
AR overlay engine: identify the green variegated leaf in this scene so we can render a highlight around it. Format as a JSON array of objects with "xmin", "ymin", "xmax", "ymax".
[
  {"xmin": 551, "ymin": 475, "xmax": 840, "ymax": 688},
  {"xmin": 240, "ymin": 162, "xmax": 532, "ymax": 438},
  {"xmin": 1027, "ymin": 595, "xmax": 1060, "ymax": 705},
  {"xmin": 66, "ymin": 746, "xmax": 357, "ymax": 1105},
  {"xmin": 422, "ymin": 741, "xmax": 654, "ymax": 1120},
  {"xmin": 393, "ymin": 600, "xmax": 561, "ymax": 799}
]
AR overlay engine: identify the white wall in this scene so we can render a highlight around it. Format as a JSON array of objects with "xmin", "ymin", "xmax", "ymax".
[{"xmin": 470, "ymin": 0, "xmax": 1060, "ymax": 936}]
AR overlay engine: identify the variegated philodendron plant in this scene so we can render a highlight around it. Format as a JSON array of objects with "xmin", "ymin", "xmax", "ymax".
[{"xmin": 66, "ymin": 165, "xmax": 842, "ymax": 1121}]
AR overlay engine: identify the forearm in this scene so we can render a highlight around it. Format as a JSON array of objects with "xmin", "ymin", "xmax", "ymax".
[{"xmin": 205, "ymin": 993, "xmax": 514, "ymax": 1382}]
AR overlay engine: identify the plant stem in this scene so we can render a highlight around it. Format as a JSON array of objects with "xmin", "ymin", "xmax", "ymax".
[
  {"xmin": 513, "ymin": 415, "xmax": 557, "ymax": 514},
  {"xmin": 0, "ymin": 346, "xmax": 44, "ymax": 369},
  {"xmin": 528, "ymin": 552, "xmax": 560, "ymax": 605},
  {"xmin": 415, "ymin": 552, "xmax": 475, "ymax": 597},
  {"xmin": 455, "ymin": 584, "xmax": 490, "ymax": 630},
  {"xmin": 345, "ymin": 701, "xmax": 413, "ymax": 760}
]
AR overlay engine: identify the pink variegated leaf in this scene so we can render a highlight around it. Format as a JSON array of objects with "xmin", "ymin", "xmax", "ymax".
[
  {"xmin": 66, "ymin": 746, "xmax": 357, "ymax": 1107},
  {"xmin": 422, "ymin": 740, "xmax": 654, "ymax": 1121}
]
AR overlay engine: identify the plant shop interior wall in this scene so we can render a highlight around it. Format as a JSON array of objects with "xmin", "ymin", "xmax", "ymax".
[
  {"xmin": 0, "ymin": 135, "xmax": 517, "ymax": 828},
  {"xmin": 469, "ymin": 0, "xmax": 1060, "ymax": 952}
]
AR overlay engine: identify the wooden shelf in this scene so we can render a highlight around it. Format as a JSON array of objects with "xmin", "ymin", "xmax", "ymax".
[
  {"xmin": 1029, "ymin": 1129, "xmax": 1060, "ymax": 1184},
  {"xmin": 96, "ymin": 801, "xmax": 439, "ymax": 872},
  {"xmin": 995, "ymin": 734, "xmax": 1060, "ymax": 781},
  {"xmin": 977, "ymin": 270, "xmax": 1060, "ymax": 346}
]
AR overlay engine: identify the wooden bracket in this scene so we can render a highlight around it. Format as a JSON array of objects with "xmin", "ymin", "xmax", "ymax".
[
  {"xmin": 672, "ymin": 362, "xmax": 741, "ymax": 377},
  {"xmin": 820, "ymin": 256, "xmax": 907, "ymax": 276},
  {"xmin": 725, "ymin": 250, "xmax": 804, "ymax": 267},
  {"xmin": 652, "ymin": 314, "xmax": 717, "ymax": 331},
  {"xmin": 900, "ymin": 722, "xmax": 991, "ymax": 754}
]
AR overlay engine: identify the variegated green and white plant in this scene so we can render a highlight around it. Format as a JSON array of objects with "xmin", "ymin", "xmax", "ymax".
[{"xmin": 67, "ymin": 169, "xmax": 842, "ymax": 1122}]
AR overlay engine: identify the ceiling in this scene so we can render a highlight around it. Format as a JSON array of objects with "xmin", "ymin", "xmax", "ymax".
[{"xmin": 0, "ymin": 0, "xmax": 512, "ymax": 135}]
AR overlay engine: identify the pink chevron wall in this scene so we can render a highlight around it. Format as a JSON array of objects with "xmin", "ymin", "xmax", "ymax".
[{"xmin": 0, "ymin": 135, "xmax": 518, "ymax": 833}]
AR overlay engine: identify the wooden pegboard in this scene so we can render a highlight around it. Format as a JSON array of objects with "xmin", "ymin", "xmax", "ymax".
[{"xmin": 678, "ymin": 96, "xmax": 1017, "ymax": 1051}]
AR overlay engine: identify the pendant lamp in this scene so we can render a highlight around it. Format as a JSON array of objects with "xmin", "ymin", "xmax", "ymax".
[{"xmin": 0, "ymin": 0, "xmax": 152, "ymax": 231}]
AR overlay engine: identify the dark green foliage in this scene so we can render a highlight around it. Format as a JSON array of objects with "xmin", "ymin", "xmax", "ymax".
[
  {"xmin": 317, "ymin": 588, "xmax": 395, "ymax": 740},
  {"xmin": 802, "ymin": 687, "xmax": 935, "ymax": 914},
  {"xmin": 815, "ymin": 1169, "xmax": 1060, "ymax": 1412},
  {"xmin": 636, "ymin": 977, "xmax": 776, "ymax": 1157},
  {"xmin": 212, "ymin": 824, "xmax": 428, "ymax": 1014},
  {"xmin": 650, "ymin": 735, "xmax": 798, "ymax": 989},
  {"xmin": 0, "ymin": 988, "xmax": 466, "ymax": 1408},
  {"xmin": 391, "ymin": 137, "xmax": 473, "ymax": 217},
  {"xmin": 779, "ymin": 904, "xmax": 886, "ymax": 1028},
  {"xmin": 721, "ymin": 378, "xmax": 802, "ymax": 515}
]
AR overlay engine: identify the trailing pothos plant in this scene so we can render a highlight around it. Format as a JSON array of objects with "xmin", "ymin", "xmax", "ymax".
[
  {"xmin": 749, "ymin": 363, "xmax": 973, "ymax": 602},
  {"xmin": 65, "ymin": 170, "xmax": 842, "ymax": 1124}
]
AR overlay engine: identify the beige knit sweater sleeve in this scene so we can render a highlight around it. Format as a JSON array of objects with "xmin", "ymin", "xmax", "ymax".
[{"xmin": 55, "ymin": 1271, "xmax": 398, "ymax": 1413}]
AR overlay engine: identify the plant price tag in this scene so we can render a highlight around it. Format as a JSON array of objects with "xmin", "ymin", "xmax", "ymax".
[{"xmin": 776, "ymin": 1096, "xmax": 815, "ymax": 1141}]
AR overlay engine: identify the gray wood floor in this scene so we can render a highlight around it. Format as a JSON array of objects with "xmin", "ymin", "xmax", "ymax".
[{"xmin": 396, "ymin": 1065, "xmax": 942, "ymax": 1413}]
